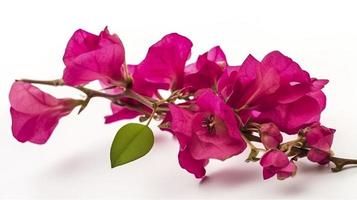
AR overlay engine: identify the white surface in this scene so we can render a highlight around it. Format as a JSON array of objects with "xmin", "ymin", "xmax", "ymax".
[{"xmin": 1, "ymin": 0, "xmax": 357, "ymax": 199}]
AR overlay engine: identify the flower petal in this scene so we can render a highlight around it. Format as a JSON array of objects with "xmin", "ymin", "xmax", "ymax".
[
  {"xmin": 135, "ymin": 33, "xmax": 192, "ymax": 91},
  {"xmin": 178, "ymin": 148, "xmax": 208, "ymax": 178},
  {"xmin": 184, "ymin": 46, "xmax": 225, "ymax": 91},
  {"xmin": 9, "ymin": 81, "xmax": 77, "ymax": 144},
  {"xmin": 104, "ymin": 103, "xmax": 141, "ymax": 124},
  {"xmin": 63, "ymin": 27, "xmax": 125, "ymax": 86}
]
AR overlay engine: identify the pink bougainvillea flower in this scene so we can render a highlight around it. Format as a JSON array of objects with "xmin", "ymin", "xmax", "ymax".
[
  {"xmin": 218, "ymin": 51, "xmax": 328, "ymax": 134},
  {"xmin": 106, "ymin": 33, "xmax": 192, "ymax": 123},
  {"xmin": 260, "ymin": 149, "xmax": 297, "ymax": 180},
  {"xmin": 62, "ymin": 27, "xmax": 127, "ymax": 86},
  {"xmin": 259, "ymin": 123, "xmax": 283, "ymax": 149},
  {"xmin": 217, "ymin": 54, "xmax": 280, "ymax": 121},
  {"xmin": 305, "ymin": 124, "xmax": 335, "ymax": 164},
  {"xmin": 9, "ymin": 81, "xmax": 80, "ymax": 144},
  {"xmin": 134, "ymin": 33, "xmax": 192, "ymax": 92},
  {"xmin": 163, "ymin": 89, "xmax": 246, "ymax": 178},
  {"xmin": 184, "ymin": 46, "xmax": 226, "ymax": 92}
]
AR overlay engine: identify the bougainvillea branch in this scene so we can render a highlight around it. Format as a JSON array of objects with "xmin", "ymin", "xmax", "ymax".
[{"xmin": 9, "ymin": 27, "xmax": 357, "ymax": 180}]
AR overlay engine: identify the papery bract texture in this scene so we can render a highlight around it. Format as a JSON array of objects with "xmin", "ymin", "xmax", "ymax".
[
  {"xmin": 218, "ymin": 51, "xmax": 328, "ymax": 134},
  {"xmin": 9, "ymin": 81, "xmax": 79, "ymax": 144},
  {"xmin": 184, "ymin": 46, "xmax": 226, "ymax": 92},
  {"xmin": 63, "ymin": 27, "xmax": 126, "ymax": 86},
  {"xmin": 105, "ymin": 33, "xmax": 193, "ymax": 123},
  {"xmin": 134, "ymin": 33, "xmax": 192, "ymax": 92}
]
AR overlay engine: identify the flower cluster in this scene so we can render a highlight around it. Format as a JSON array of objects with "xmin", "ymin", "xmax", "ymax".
[{"xmin": 9, "ymin": 27, "xmax": 357, "ymax": 181}]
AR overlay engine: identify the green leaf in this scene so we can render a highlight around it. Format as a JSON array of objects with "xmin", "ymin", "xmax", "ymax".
[{"xmin": 110, "ymin": 123, "xmax": 154, "ymax": 168}]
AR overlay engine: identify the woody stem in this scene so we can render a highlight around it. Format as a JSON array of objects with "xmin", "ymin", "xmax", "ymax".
[
  {"xmin": 19, "ymin": 79, "xmax": 119, "ymax": 99},
  {"xmin": 19, "ymin": 79, "xmax": 65, "ymax": 86},
  {"xmin": 329, "ymin": 157, "xmax": 357, "ymax": 172},
  {"xmin": 17, "ymin": 78, "xmax": 168, "ymax": 115}
]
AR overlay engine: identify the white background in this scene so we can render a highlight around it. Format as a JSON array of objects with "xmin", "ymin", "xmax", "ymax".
[{"xmin": 1, "ymin": 0, "xmax": 357, "ymax": 199}]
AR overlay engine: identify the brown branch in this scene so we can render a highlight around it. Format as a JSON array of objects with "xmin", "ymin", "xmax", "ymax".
[{"xmin": 329, "ymin": 157, "xmax": 357, "ymax": 172}]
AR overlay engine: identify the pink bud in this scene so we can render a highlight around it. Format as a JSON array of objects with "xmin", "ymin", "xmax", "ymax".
[
  {"xmin": 260, "ymin": 123, "xmax": 283, "ymax": 149},
  {"xmin": 260, "ymin": 149, "xmax": 297, "ymax": 180},
  {"xmin": 306, "ymin": 124, "xmax": 335, "ymax": 164}
]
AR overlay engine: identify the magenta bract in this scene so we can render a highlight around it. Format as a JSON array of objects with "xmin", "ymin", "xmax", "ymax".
[
  {"xmin": 218, "ymin": 51, "xmax": 328, "ymax": 134},
  {"xmin": 63, "ymin": 27, "xmax": 126, "ymax": 86},
  {"xmin": 134, "ymin": 33, "xmax": 192, "ymax": 92},
  {"xmin": 9, "ymin": 81, "xmax": 78, "ymax": 144},
  {"xmin": 184, "ymin": 46, "xmax": 226, "ymax": 92}
]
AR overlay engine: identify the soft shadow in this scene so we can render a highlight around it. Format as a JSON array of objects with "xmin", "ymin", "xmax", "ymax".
[
  {"xmin": 280, "ymin": 162, "xmax": 330, "ymax": 195},
  {"xmin": 199, "ymin": 167, "xmax": 260, "ymax": 188},
  {"xmin": 198, "ymin": 162, "xmax": 333, "ymax": 195},
  {"xmin": 46, "ymin": 134, "xmax": 172, "ymax": 177},
  {"xmin": 298, "ymin": 162, "xmax": 330, "ymax": 174},
  {"xmin": 280, "ymin": 183, "xmax": 306, "ymax": 195},
  {"xmin": 31, "ymin": 142, "xmax": 109, "ymax": 198},
  {"xmin": 45, "ymin": 142, "xmax": 108, "ymax": 177},
  {"xmin": 154, "ymin": 133, "xmax": 170, "ymax": 145}
]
